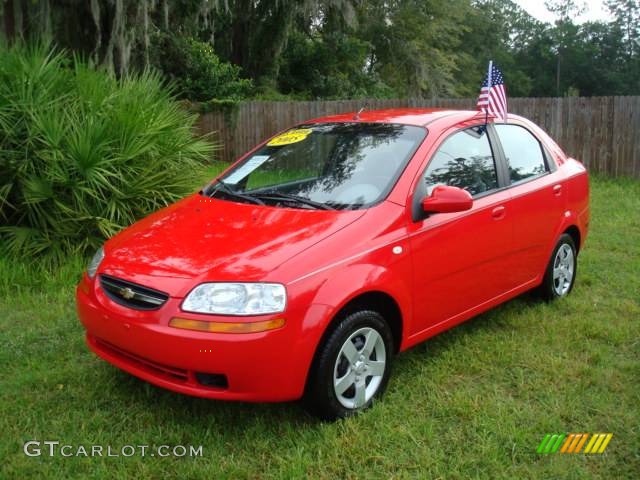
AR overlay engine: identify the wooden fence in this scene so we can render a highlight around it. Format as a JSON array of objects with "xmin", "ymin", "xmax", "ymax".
[{"xmin": 195, "ymin": 96, "xmax": 640, "ymax": 178}]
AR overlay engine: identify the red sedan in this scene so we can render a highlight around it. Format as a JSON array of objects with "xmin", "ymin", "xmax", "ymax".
[{"xmin": 77, "ymin": 109, "xmax": 589, "ymax": 420}]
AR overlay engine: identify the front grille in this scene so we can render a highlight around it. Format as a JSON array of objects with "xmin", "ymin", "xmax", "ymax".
[{"xmin": 99, "ymin": 274, "xmax": 169, "ymax": 310}]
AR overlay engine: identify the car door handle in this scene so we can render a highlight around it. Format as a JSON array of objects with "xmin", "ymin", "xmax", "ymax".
[
  {"xmin": 553, "ymin": 184, "xmax": 562, "ymax": 196},
  {"xmin": 491, "ymin": 205, "xmax": 506, "ymax": 219}
]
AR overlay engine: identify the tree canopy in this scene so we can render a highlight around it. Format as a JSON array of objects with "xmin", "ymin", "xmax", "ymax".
[{"xmin": 1, "ymin": 0, "xmax": 638, "ymax": 100}]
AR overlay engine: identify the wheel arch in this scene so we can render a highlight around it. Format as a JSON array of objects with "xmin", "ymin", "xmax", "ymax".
[
  {"xmin": 297, "ymin": 257, "xmax": 412, "ymax": 401},
  {"xmin": 563, "ymin": 224, "xmax": 581, "ymax": 253},
  {"xmin": 302, "ymin": 289, "xmax": 403, "ymax": 400},
  {"xmin": 327, "ymin": 290, "xmax": 403, "ymax": 354}
]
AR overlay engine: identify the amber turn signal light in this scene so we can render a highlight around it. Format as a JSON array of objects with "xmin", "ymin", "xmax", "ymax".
[{"xmin": 169, "ymin": 317, "xmax": 285, "ymax": 334}]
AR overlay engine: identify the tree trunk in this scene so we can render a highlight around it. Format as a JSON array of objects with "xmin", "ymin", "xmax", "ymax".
[
  {"xmin": 556, "ymin": 54, "xmax": 561, "ymax": 96},
  {"xmin": 2, "ymin": 0, "xmax": 15, "ymax": 41},
  {"xmin": 230, "ymin": 0, "xmax": 252, "ymax": 71}
]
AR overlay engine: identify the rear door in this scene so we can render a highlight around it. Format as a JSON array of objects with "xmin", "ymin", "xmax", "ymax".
[
  {"xmin": 492, "ymin": 123, "xmax": 566, "ymax": 285},
  {"xmin": 407, "ymin": 124, "xmax": 513, "ymax": 338}
]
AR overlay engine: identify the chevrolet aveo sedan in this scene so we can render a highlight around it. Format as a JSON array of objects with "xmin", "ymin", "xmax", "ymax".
[{"xmin": 77, "ymin": 109, "xmax": 589, "ymax": 420}]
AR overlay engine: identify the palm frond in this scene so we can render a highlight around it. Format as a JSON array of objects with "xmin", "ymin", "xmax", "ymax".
[{"xmin": 0, "ymin": 41, "xmax": 217, "ymax": 262}]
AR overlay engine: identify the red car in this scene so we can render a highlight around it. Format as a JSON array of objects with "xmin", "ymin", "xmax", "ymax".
[{"xmin": 77, "ymin": 109, "xmax": 589, "ymax": 420}]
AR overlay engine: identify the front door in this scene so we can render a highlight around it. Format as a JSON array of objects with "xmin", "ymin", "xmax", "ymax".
[{"xmin": 407, "ymin": 125, "xmax": 513, "ymax": 339}]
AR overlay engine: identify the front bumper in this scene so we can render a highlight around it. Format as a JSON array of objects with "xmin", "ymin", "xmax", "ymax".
[{"xmin": 76, "ymin": 275, "xmax": 324, "ymax": 402}]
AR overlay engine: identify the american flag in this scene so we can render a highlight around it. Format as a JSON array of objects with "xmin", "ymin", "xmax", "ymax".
[{"xmin": 476, "ymin": 61, "xmax": 507, "ymax": 122}]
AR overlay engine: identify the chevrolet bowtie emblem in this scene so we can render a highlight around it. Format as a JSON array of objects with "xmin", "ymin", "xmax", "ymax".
[{"xmin": 119, "ymin": 287, "xmax": 135, "ymax": 300}]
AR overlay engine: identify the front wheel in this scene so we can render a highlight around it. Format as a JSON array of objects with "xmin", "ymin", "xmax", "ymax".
[
  {"xmin": 539, "ymin": 233, "xmax": 578, "ymax": 301},
  {"xmin": 303, "ymin": 310, "xmax": 394, "ymax": 421}
]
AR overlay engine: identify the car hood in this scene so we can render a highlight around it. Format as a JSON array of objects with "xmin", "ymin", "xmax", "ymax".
[{"xmin": 101, "ymin": 194, "xmax": 365, "ymax": 296}]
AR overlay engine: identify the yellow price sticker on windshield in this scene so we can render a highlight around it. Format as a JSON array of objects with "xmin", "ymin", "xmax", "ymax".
[{"xmin": 267, "ymin": 128, "xmax": 313, "ymax": 147}]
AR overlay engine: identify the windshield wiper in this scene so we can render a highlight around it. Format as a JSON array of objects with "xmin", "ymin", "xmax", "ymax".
[
  {"xmin": 253, "ymin": 191, "xmax": 335, "ymax": 210},
  {"xmin": 210, "ymin": 180, "xmax": 265, "ymax": 206}
]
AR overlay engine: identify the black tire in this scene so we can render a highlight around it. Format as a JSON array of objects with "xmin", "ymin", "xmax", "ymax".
[
  {"xmin": 539, "ymin": 233, "xmax": 578, "ymax": 301},
  {"xmin": 303, "ymin": 310, "xmax": 394, "ymax": 421}
]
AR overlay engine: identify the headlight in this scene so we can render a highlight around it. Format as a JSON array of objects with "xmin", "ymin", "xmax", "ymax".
[
  {"xmin": 182, "ymin": 283, "xmax": 286, "ymax": 315},
  {"xmin": 87, "ymin": 246, "xmax": 104, "ymax": 278}
]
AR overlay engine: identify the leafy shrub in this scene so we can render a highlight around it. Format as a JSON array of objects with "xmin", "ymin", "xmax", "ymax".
[
  {"xmin": 150, "ymin": 34, "xmax": 253, "ymax": 101},
  {"xmin": 0, "ymin": 42, "xmax": 216, "ymax": 261}
]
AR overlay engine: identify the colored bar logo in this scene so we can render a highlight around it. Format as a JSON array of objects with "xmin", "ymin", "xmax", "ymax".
[{"xmin": 537, "ymin": 433, "xmax": 613, "ymax": 454}]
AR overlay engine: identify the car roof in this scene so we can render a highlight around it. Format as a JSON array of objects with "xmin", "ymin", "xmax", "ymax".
[{"xmin": 305, "ymin": 108, "xmax": 487, "ymax": 127}]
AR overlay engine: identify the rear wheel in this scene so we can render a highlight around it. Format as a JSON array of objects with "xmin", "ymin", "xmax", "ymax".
[
  {"xmin": 539, "ymin": 233, "xmax": 577, "ymax": 301},
  {"xmin": 303, "ymin": 310, "xmax": 394, "ymax": 421}
]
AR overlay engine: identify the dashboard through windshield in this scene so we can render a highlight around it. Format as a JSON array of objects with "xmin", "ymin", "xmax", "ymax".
[{"xmin": 203, "ymin": 122, "xmax": 427, "ymax": 210}]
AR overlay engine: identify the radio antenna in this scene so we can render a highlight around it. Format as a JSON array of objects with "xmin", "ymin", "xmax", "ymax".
[{"xmin": 353, "ymin": 103, "xmax": 368, "ymax": 120}]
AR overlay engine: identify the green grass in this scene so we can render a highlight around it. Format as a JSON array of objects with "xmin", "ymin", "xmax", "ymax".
[{"xmin": 1, "ymin": 176, "xmax": 638, "ymax": 479}]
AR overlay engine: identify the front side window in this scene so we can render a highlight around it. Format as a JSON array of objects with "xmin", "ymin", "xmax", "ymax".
[
  {"xmin": 423, "ymin": 127, "xmax": 498, "ymax": 196},
  {"xmin": 204, "ymin": 123, "xmax": 426, "ymax": 209},
  {"xmin": 495, "ymin": 124, "xmax": 547, "ymax": 183}
]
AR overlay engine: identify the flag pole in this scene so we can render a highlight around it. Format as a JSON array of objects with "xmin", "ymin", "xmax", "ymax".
[{"xmin": 484, "ymin": 60, "xmax": 492, "ymax": 130}]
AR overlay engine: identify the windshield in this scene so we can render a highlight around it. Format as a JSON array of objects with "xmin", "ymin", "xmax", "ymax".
[{"xmin": 203, "ymin": 123, "xmax": 426, "ymax": 210}]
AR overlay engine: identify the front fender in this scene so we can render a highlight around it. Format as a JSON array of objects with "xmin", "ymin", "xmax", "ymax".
[
  {"xmin": 315, "ymin": 263, "xmax": 409, "ymax": 310},
  {"xmin": 287, "ymin": 260, "xmax": 413, "ymax": 396},
  {"xmin": 303, "ymin": 256, "xmax": 414, "ymax": 350}
]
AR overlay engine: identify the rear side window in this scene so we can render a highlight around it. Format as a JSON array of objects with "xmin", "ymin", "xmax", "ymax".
[
  {"xmin": 423, "ymin": 127, "xmax": 498, "ymax": 196},
  {"xmin": 495, "ymin": 124, "xmax": 547, "ymax": 183}
]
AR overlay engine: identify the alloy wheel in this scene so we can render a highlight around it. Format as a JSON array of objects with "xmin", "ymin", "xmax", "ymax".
[
  {"xmin": 333, "ymin": 327, "xmax": 386, "ymax": 409},
  {"xmin": 553, "ymin": 243, "xmax": 575, "ymax": 296}
]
